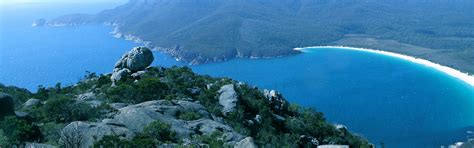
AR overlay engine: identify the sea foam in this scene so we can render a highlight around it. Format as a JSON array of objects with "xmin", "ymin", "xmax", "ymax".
[{"xmin": 294, "ymin": 46, "xmax": 474, "ymax": 87}]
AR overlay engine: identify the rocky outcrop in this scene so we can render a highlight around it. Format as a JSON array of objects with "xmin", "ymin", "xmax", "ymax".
[
  {"xmin": 234, "ymin": 137, "xmax": 257, "ymax": 148},
  {"xmin": 32, "ymin": 18, "xmax": 46, "ymax": 27},
  {"xmin": 0, "ymin": 93, "xmax": 15, "ymax": 118},
  {"xmin": 263, "ymin": 89, "xmax": 289, "ymax": 114},
  {"xmin": 218, "ymin": 84, "xmax": 238, "ymax": 116},
  {"xmin": 111, "ymin": 47, "xmax": 154, "ymax": 84},
  {"xmin": 59, "ymin": 121, "xmax": 134, "ymax": 147},
  {"xmin": 23, "ymin": 98, "xmax": 41, "ymax": 108},
  {"xmin": 114, "ymin": 46, "xmax": 154, "ymax": 72},
  {"xmin": 448, "ymin": 139, "xmax": 474, "ymax": 148},
  {"xmin": 60, "ymin": 100, "xmax": 243, "ymax": 147},
  {"xmin": 75, "ymin": 92, "xmax": 96, "ymax": 101}
]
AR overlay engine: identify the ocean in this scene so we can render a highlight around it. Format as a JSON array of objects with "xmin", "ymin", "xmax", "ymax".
[{"xmin": 1, "ymin": 2, "xmax": 474, "ymax": 147}]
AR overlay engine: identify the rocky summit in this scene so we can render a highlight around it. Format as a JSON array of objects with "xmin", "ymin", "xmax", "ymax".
[
  {"xmin": 0, "ymin": 47, "xmax": 371, "ymax": 147},
  {"xmin": 111, "ymin": 46, "xmax": 154, "ymax": 84}
]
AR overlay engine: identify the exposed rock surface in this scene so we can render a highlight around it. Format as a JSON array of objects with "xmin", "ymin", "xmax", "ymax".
[
  {"xmin": 111, "ymin": 47, "xmax": 153, "ymax": 84},
  {"xmin": 114, "ymin": 46, "xmax": 154, "ymax": 72},
  {"xmin": 218, "ymin": 84, "xmax": 238, "ymax": 116},
  {"xmin": 60, "ymin": 100, "xmax": 243, "ymax": 147},
  {"xmin": 23, "ymin": 98, "xmax": 41, "ymax": 108},
  {"xmin": 76, "ymin": 92, "xmax": 96, "ymax": 101},
  {"xmin": 234, "ymin": 137, "xmax": 257, "ymax": 148},
  {"xmin": 0, "ymin": 93, "xmax": 15, "ymax": 118},
  {"xmin": 60, "ymin": 121, "xmax": 135, "ymax": 147}
]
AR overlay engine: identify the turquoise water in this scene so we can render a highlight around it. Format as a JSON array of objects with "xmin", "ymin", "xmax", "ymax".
[
  {"xmin": 0, "ymin": 3, "xmax": 180, "ymax": 91},
  {"xmin": 2, "ymin": 2, "xmax": 474, "ymax": 148},
  {"xmin": 192, "ymin": 48, "xmax": 474, "ymax": 147}
]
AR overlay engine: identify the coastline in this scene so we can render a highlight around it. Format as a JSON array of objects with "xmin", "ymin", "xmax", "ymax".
[{"xmin": 294, "ymin": 46, "xmax": 474, "ymax": 87}]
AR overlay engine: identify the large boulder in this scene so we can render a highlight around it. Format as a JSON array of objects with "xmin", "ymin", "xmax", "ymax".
[
  {"xmin": 218, "ymin": 84, "xmax": 238, "ymax": 116},
  {"xmin": 23, "ymin": 98, "xmax": 41, "ymax": 108},
  {"xmin": 111, "ymin": 47, "xmax": 154, "ymax": 84},
  {"xmin": 114, "ymin": 46, "xmax": 154, "ymax": 72},
  {"xmin": 59, "ymin": 121, "xmax": 134, "ymax": 147},
  {"xmin": 111, "ymin": 68, "xmax": 131, "ymax": 83},
  {"xmin": 0, "ymin": 93, "xmax": 15, "ymax": 118}
]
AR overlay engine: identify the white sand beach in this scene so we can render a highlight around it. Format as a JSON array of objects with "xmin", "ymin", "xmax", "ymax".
[{"xmin": 294, "ymin": 46, "xmax": 474, "ymax": 87}]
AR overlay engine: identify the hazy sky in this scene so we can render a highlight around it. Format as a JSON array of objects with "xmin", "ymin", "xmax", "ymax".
[{"xmin": 2, "ymin": 0, "xmax": 128, "ymax": 4}]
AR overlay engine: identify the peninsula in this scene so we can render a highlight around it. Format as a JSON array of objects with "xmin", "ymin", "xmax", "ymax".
[{"xmin": 45, "ymin": 0, "xmax": 474, "ymax": 74}]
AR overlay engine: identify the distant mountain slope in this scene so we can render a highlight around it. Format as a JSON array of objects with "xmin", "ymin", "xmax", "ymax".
[{"xmin": 49, "ymin": 0, "xmax": 474, "ymax": 73}]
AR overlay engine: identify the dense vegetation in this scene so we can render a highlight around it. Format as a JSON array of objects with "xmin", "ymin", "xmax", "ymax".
[
  {"xmin": 49, "ymin": 0, "xmax": 474, "ymax": 73},
  {"xmin": 0, "ymin": 66, "xmax": 370, "ymax": 147}
]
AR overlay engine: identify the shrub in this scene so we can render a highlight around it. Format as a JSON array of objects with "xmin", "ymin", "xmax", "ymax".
[
  {"xmin": 93, "ymin": 135, "xmax": 132, "ymax": 148},
  {"xmin": 136, "ymin": 78, "xmax": 168, "ymax": 102},
  {"xmin": 41, "ymin": 96, "xmax": 93, "ymax": 123},
  {"xmin": 177, "ymin": 110, "xmax": 201, "ymax": 121},
  {"xmin": 106, "ymin": 84, "xmax": 136, "ymax": 103},
  {"xmin": 0, "ymin": 116, "xmax": 42, "ymax": 145},
  {"xmin": 142, "ymin": 121, "xmax": 177, "ymax": 143},
  {"xmin": 0, "ymin": 130, "xmax": 8, "ymax": 146}
]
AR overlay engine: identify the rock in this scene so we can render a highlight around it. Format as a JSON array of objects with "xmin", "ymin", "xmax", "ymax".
[
  {"xmin": 254, "ymin": 114, "xmax": 262, "ymax": 124},
  {"xmin": 111, "ymin": 68, "xmax": 131, "ymax": 83},
  {"xmin": 76, "ymin": 92, "xmax": 96, "ymax": 101},
  {"xmin": 63, "ymin": 100, "xmax": 244, "ymax": 147},
  {"xmin": 85, "ymin": 100, "xmax": 102, "ymax": 108},
  {"xmin": 0, "ymin": 93, "xmax": 15, "ymax": 118},
  {"xmin": 25, "ymin": 143, "xmax": 57, "ymax": 148},
  {"xmin": 23, "ymin": 98, "xmax": 41, "ymax": 108},
  {"xmin": 109, "ymin": 103, "xmax": 128, "ymax": 110},
  {"xmin": 60, "ymin": 121, "xmax": 135, "ymax": 147},
  {"xmin": 234, "ymin": 137, "xmax": 257, "ymax": 148},
  {"xmin": 272, "ymin": 113, "xmax": 286, "ymax": 122},
  {"xmin": 298, "ymin": 135, "xmax": 320, "ymax": 147},
  {"xmin": 218, "ymin": 84, "xmax": 238, "ymax": 116},
  {"xmin": 448, "ymin": 139, "xmax": 474, "ymax": 148},
  {"xmin": 114, "ymin": 46, "xmax": 154, "ymax": 72},
  {"xmin": 15, "ymin": 111, "xmax": 29, "ymax": 118},
  {"xmin": 263, "ymin": 89, "xmax": 289, "ymax": 114},
  {"xmin": 130, "ymin": 70, "xmax": 147, "ymax": 79},
  {"xmin": 32, "ymin": 18, "xmax": 46, "ymax": 27}
]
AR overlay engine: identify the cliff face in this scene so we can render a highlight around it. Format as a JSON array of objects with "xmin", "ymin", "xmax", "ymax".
[{"xmin": 0, "ymin": 47, "xmax": 371, "ymax": 147}]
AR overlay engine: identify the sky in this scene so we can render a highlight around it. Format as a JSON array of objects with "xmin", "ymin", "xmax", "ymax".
[{"xmin": 1, "ymin": 0, "xmax": 128, "ymax": 4}]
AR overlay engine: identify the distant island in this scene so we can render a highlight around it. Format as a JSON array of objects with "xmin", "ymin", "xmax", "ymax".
[
  {"xmin": 45, "ymin": 0, "xmax": 474, "ymax": 74},
  {"xmin": 0, "ymin": 47, "xmax": 370, "ymax": 147}
]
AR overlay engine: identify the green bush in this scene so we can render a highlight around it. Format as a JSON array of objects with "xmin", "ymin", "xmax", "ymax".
[
  {"xmin": 106, "ymin": 84, "xmax": 136, "ymax": 103},
  {"xmin": 41, "ymin": 95, "xmax": 94, "ymax": 123},
  {"xmin": 142, "ymin": 121, "xmax": 177, "ymax": 143},
  {"xmin": 0, "ymin": 116, "xmax": 42, "ymax": 145},
  {"xmin": 0, "ymin": 130, "xmax": 8, "ymax": 146},
  {"xmin": 93, "ymin": 135, "xmax": 132, "ymax": 148},
  {"xmin": 177, "ymin": 110, "xmax": 201, "ymax": 121},
  {"xmin": 41, "ymin": 122, "xmax": 64, "ymax": 145},
  {"xmin": 136, "ymin": 78, "xmax": 168, "ymax": 102}
]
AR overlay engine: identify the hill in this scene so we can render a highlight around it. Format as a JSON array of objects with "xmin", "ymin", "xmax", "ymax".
[
  {"xmin": 47, "ymin": 0, "xmax": 474, "ymax": 73},
  {"xmin": 0, "ymin": 47, "xmax": 370, "ymax": 147}
]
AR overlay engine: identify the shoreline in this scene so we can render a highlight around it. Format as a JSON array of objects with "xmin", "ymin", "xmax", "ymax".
[{"xmin": 294, "ymin": 46, "xmax": 474, "ymax": 87}]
